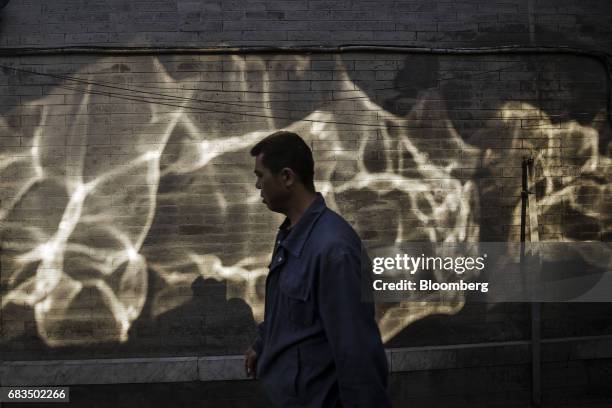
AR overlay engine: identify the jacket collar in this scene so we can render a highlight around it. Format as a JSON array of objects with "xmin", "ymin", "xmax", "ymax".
[{"xmin": 278, "ymin": 193, "xmax": 326, "ymax": 258}]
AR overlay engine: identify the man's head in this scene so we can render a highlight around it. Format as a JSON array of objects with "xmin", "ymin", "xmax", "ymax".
[{"xmin": 251, "ymin": 131, "xmax": 315, "ymax": 213}]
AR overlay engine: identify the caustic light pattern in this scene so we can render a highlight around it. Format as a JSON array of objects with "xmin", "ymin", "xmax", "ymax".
[{"xmin": 0, "ymin": 54, "xmax": 609, "ymax": 346}]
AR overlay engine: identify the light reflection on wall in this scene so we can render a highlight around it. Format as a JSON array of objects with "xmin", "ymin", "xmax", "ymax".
[
  {"xmin": 0, "ymin": 54, "xmax": 609, "ymax": 347},
  {"xmin": 503, "ymin": 103, "xmax": 611, "ymax": 264}
]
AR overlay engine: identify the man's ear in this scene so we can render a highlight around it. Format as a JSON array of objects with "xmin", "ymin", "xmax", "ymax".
[{"xmin": 280, "ymin": 167, "xmax": 296, "ymax": 188}]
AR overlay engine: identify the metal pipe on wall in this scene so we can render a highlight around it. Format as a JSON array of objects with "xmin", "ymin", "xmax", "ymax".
[{"xmin": 521, "ymin": 157, "xmax": 542, "ymax": 407}]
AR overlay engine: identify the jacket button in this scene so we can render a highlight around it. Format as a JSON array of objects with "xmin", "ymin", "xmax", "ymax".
[{"xmin": 278, "ymin": 256, "xmax": 283, "ymax": 262}]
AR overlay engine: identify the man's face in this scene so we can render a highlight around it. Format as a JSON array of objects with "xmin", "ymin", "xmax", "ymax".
[{"xmin": 254, "ymin": 153, "xmax": 290, "ymax": 213}]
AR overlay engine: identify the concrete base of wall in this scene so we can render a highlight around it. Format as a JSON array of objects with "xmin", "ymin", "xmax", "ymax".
[{"xmin": 2, "ymin": 335, "xmax": 611, "ymax": 386}]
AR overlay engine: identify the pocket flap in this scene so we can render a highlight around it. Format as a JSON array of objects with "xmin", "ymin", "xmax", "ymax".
[{"xmin": 279, "ymin": 262, "xmax": 310, "ymax": 301}]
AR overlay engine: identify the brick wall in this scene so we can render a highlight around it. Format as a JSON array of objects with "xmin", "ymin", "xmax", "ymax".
[
  {"xmin": 0, "ymin": 0, "xmax": 611, "ymax": 50},
  {"xmin": 0, "ymin": 0, "xmax": 611, "ymax": 361}
]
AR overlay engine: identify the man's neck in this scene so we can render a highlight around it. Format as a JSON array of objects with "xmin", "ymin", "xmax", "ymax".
[{"xmin": 285, "ymin": 191, "xmax": 318, "ymax": 229}]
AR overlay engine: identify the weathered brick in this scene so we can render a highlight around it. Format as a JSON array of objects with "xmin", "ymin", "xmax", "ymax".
[
  {"xmin": 286, "ymin": 30, "xmax": 326, "ymax": 42},
  {"xmin": 65, "ymin": 33, "xmax": 110, "ymax": 43},
  {"xmin": 308, "ymin": 1, "xmax": 352, "ymax": 10},
  {"xmin": 437, "ymin": 22, "xmax": 479, "ymax": 32},
  {"xmin": 240, "ymin": 30, "xmax": 288, "ymax": 40},
  {"xmin": 478, "ymin": 23, "xmax": 530, "ymax": 33},
  {"xmin": 134, "ymin": 2, "xmax": 177, "ymax": 12},
  {"xmin": 223, "ymin": 20, "xmax": 306, "ymax": 31}
]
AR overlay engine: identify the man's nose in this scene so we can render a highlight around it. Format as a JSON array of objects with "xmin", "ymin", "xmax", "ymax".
[{"xmin": 255, "ymin": 180, "xmax": 261, "ymax": 189}]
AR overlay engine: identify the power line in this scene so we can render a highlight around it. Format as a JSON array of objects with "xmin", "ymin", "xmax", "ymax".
[
  {"xmin": 59, "ymin": 60, "xmax": 523, "ymax": 100},
  {"xmin": 1, "ymin": 63, "xmax": 386, "ymax": 120},
  {"xmin": 56, "ymin": 84, "xmax": 409, "ymax": 130},
  {"xmin": 0, "ymin": 61, "xmax": 524, "ymax": 113},
  {"xmin": 1, "ymin": 60, "xmax": 597, "ymax": 128}
]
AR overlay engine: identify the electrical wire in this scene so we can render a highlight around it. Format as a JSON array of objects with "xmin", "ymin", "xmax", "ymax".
[
  {"xmin": 54, "ymin": 82, "xmax": 587, "ymax": 125},
  {"xmin": 54, "ymin": 83, "xmax": 405, "ymax": 129},
  {"xmin": 0, "ymin": 59, "xmax": 586, "ymax": 126},
  {"xmin": 0, "ymin": 61, "xmax": 534, "ymax": 126},
  {"xmin": 0, "ymin": 45, "xmax": 610, "ymax": 125},
  {"xmin": 0, "ymin": 60, "xmax": 526, "ymax": 110},
  {"xmin": 57, "ymin": 61, "xmax": 526, "ymax": 99}
]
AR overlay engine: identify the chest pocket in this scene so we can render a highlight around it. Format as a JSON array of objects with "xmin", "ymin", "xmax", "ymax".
[{"xmin": 279, "ymin": 260, "xmax": 316, "ymax": 328}]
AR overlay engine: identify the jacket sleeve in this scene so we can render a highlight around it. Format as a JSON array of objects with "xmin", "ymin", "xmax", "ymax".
[
  {"xmin": 252, "ymin": 321, "xmax": 265, "ymax": 356},
  {"xmin": 316, "ymin": 248, "xmax": 392, "ymax": 408}
]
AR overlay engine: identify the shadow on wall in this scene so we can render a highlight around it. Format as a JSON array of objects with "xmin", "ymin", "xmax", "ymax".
[
  {"xmin": 135, "ymin": 276, "xmax": 257, "ymax": 355},
  {"xmin": 0, "ymin": 274, "xmax": 257, "ymax": 360}
]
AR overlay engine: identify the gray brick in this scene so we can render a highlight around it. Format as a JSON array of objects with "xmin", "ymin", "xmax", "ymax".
[
  {"xmin": 146, "ymin": 32, "xmax": 199, "ymax": 43},
  {"xmin": 134, "ymin": 2, "xmax": 177, "ymax": 12},
  {"xmin": 326, "ymin": 30, "xmax": 374, "ymax": 40},
  {"xmin": 373, "ymin": 31, "xmax": 417, "ymax": 41},
  {"xmin": 394, "ymin": 3, "xmax": 437, "ymax": 12},
  {"xmin": 224, "ymin": 20, "xmax": 307, "ymax": 31},
  {"xmin": 199, "ymin": 30, "xmax": 243, "ymax": 41},
  {"xmin": 65, "ymin": 33, "xmax": 110, "ymax": 43},
  {"xmin": 500, "ymin": 71, "xmax": 538, "ymax": 81},
  {"xmin": 240, "ymin": 30, "xmax": 288, "ymax": 40},
  {"xmin": 307, "ymin": 1, "xmax": 352, "ymax": 10},
  {"xmin": 330, "ymin": 10, "xmax": 391, "ymax": 20},
  {"xmin": 66, "ymin": 13, "xmax": 112, "ymax": 23},
  {"xmin": 244, "ymin": 11, "xmax": 286, "ymax": 19},
  {"xmin": 402, "ymin": 12, "xmax": 458, "ymax": 22},
  {"xmin": 284, "ymin": 11, "xmax": 332, "ymax": 20},
  {"xmin": 478, "ymin": 3, "xmax": 518, "ymax": 13},
  {"xmin": 310, "ymin": 81, "xmax": 350, "ymax": 91},
  {"xmin": 287, "ymin": 30, "xmax": 331, "ymax": 41},
  {"xmin": 437, "ymin": 22, "xmax": 478, "ymax": 32},
  {"xmin": 180, "ymin": 21, "xmax": 223, "ymax": 32},
  {"xmin": 536, "ymin": 14, "xmax": 577, "ymax": 25},
  {"xmin": 395, "ymin": 22, "xmax": 438, "ymax": 31},
  {"xmin": 45, "ymin": 23, "xmax": 89, "ymax": 34},
  {"xmin": 478, "ymin": 23, "xmax": 530, "ymax": 32},
  {"xmin": 309, "ymin": 21, "xmax": 358, "ymax": 31},
  {"xmin": 217, "ymin": 11, "xmax": 246, "ymax": 20},
  {"xmin": 85, "ymin": 22, "xmax": 116, "ymax": 33},
  {"xmin": 155, "ymin": 12, "xmax": 180, "ymax": 22},
  {"xmin": 177, "ymin": 2, "xmax": 209, "ymax": 13},
  {"xmin": 310, "ymin": 60, "xmax": 339, "ymax": 70},
  {"xmin": 44, "ymin": 13, "xmax": 67, "ymax": 23},
  {"xmin": 354, "ymin": 60, "xmax": 398, "ymax": 70},
  {"xmin": 415, "ymin": 31, "xmax": 477, "ymax": 42},
  {"xmin": 288, "ymin": 71, "xmax": 332, "ymax": 81},
  {"xmin": 498, "ymin": 13, "xmax": 529, "ymax": 22},
  {"xmin": 222, "ymin": 0, "xmax": 265, "ymax": 11},
  {"xmin": 455, "ymin": 12, "xmax": 498, "ymax": 23},
  {"xmin": 132, "ymin": 22, "xmax": 178, "ymax": 32}
]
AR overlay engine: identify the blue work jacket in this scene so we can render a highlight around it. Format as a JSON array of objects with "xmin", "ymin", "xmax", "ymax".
[{"xmin": 253, "ymin": 194, "xmax": 391, "ymax": 408}]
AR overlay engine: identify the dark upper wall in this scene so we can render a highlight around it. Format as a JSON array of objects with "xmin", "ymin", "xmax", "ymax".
[{"xmin": 0, "ymin": 0, "xmax": 611, "ymax": 51}]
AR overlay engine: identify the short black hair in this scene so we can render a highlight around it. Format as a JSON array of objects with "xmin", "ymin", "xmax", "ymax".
[{"xmin": 250, "ymin": 131, "xmax": 315, "ymax": 192}]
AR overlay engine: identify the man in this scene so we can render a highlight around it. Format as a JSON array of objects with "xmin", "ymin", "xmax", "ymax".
[{"xmin": 244, "ymin": 131, "xmax": 391, "ymax": 407}]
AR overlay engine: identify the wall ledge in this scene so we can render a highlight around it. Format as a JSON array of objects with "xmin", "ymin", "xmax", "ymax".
[{"xmin": 1, "ymin": 335, "xmax": 611, "ymax": 386}]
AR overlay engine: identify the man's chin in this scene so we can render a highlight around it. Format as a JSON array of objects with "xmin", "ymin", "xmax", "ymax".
[{"xmin": 263, "ymin": 202, "xmax": 283, "ymax": 214}]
